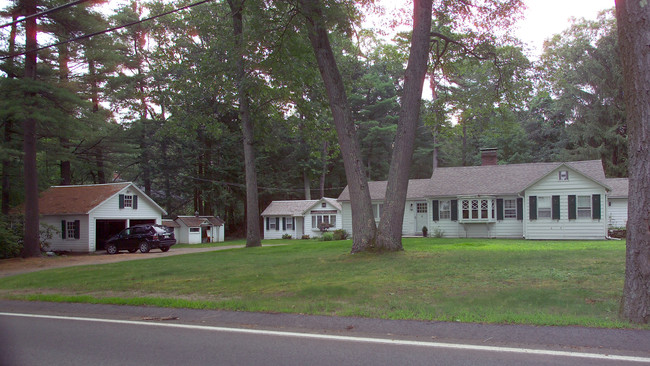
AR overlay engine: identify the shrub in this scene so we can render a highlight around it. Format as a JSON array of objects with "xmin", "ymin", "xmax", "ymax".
[
  {"xmin": 301, "ymin": 235, "xmax": 310, "ymax": 240},
  {"xmin": 281, "ymin": 234, "xmax": 292, "ymax": 240},
  {"xmin": 433, "ymin": 227, "xmax": 444, "ymax": 238},
  {"xmin": 0, "ymin": 216, "xmax": 21, "ymax": 259},
  {"xmin": 422, "ymin": 226, "xmax": 428, "ymax": 237},
  {"xmin": 332, "ymin": 229, "xmax": 348, "ymax": 240},
  {"xmin": 320, "ymin": 233, "xmax": 334, "ymax": 241},
  {"xmin": 318, "ymin": 222, "xmax": 333, "ymax": 232}
]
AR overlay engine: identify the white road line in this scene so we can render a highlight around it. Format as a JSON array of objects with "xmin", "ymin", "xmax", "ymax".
[{"xmin": 2, "ymin": 312, "xmax": 649, "ymax": 363}]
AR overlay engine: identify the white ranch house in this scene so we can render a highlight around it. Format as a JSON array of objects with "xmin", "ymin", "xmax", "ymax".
[
  {"xmin": 36, "ymin": 182, "xmax": 166, "ymax": 252},
  {"xmin": 261, "ymin": 197, "xmax": 342, "ymax": 239},
  {"xmin": 337, "ymin": 154, "xmax": 628, "ymax": 240}
]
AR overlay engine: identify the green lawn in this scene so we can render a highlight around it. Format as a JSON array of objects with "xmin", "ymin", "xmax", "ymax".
[{"xmin": 0, "ymin": 238, "xmax": 637, "ymax": 328}]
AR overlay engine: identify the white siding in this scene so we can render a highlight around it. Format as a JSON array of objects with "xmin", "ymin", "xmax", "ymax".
[
  {"xmin": 303, "ymin": 200, "xmax": 342, "ymax": 238},
  {"xmin": 525, "ymin": 167, "xmax": 608, "ymax": 240},
  {"xmin": 40, "ymin": 215, "xmax": 90, "ymax": 252},
  {"xmin": 341, "ymin": 202, "xmax": 353, "ymax": 235},
  {"xmin": 89, "ymin": 187, "xmax": 163, "ymax": 250},
  {"xmin": 430, "ymin": 197, "xmax": 523, "ymax": 238},
  {"xmin": 264, "ymin": 216, "xmax": 299, "ymax": 239},
  {"xmin": 607, "ymin": 198, "xmax": 628, "ymax": 228}
]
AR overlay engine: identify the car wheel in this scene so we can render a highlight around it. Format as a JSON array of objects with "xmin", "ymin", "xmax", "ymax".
[
  {"xmin": 160, "ymin": 246, "xmax": 170, "ymax": 252},
  {"xmin": 106, "ymin": 244, "xmax": 118, "ymax": 255},
  {"xmin": 128, "ymin": 248, "xmax": 137, "ymax": 253},
  {"xmin": 139, "ymin": 241, "xmax": 151, "ymax": 253}
]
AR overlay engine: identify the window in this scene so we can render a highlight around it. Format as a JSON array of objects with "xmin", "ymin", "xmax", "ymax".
[
  {"xmin": 372, "ymin": 203, "xmax": 383, "ymax": 220},
  {"xmin": 537, "ymin": 196, "xmax": 552, "ymax": 219},
  {"xmin": 286, "ymin": 217, "xmax": 293, "ymax": 230},
  {"xmin": 460, "ymin": 198, "xmax": 494, "ymax": 222},
  {"xmin": 559, "ymin": 170, "xmax": 569, "ymax": 181},
  {"xmin": 123, "ymin": 195, "xmax": 133, "ymax": 208},
  {"xmin": 439, "ymin": 200, "xmax": 451, "ymax": 220},
  {"xmin": 312, "ymin": 214, "xmax": 336, "ymax": 229},
  {"xmin": 270, "ymin": 218, "xmax": 277, "ymax": 230},
  {"xmin": 189, "ymin": 227, "xmax": 200, "ymax": 233},
  {"xmin": 577, "ymin": 195, "xmax": 592, "ymax": 218},
  {"xmin": 504, "ymin": 199, "xmax": 517, "ymax": 219},
  {"xmin": 416, "ymin": 202, "xmax": 427, "ymax": 213},
  {"xmin": 321, "ymin": 203, "xmax": 326, "ymax": 208},
  {"xmin": 66, "ymin": 221, "xmax": 76, "ymax": 239}
]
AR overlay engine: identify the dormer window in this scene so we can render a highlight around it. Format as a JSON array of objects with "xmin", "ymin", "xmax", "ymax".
[{"xmin": 559, "ymin": 170, "xmax": 569, "ymax": 181}]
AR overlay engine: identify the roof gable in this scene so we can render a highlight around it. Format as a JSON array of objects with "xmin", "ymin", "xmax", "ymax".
[
  {"xmin": 605, "ymin": 178, "xmax": 628, "ymax": 198},
  {"xmin": 38, "ymin": 183, "xmax": 131, "ymax": 215},
  {"xmin": 175, "ymin": 216, "xmax": 224, "ymax": 227}
]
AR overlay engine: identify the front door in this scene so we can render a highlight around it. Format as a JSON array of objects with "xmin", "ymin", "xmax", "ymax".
[{"xmin": 415, "ymin": 201, "xmax": 428, "ymax": 235}]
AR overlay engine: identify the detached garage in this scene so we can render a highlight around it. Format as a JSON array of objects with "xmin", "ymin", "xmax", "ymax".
[{"xmin": 37, "ymin": 182, "xmax": 167, "ymax": 252}]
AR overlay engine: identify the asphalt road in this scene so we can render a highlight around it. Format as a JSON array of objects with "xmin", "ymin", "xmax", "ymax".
[{"xmin": 1, "ymin": 301, "xmax": 649, "ymax": 366}]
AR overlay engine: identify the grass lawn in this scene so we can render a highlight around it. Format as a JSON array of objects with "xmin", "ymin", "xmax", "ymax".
[{"xmin": 0, "ymin": 238, "xmax": 637, "ymax": 328}]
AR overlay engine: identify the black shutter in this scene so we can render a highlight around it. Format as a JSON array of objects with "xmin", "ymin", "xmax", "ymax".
[
  {"xmin": 552, "ymin": 195, "xmax": 560, "ymax": 220},
  {"xmin": 266, "ymin": 217, "xmax": 269, "ymax": 230},
  {"xmin": 592, "ymin": 194, "xmax": 601, "ymax": 219},
  {"xmin": 529, "ymin": 196, "xmax": 537, "ymax": 220},
  {"xmin": 450, "ymin": 200, "xmax": 458, "ymax": 221},
  {"xmin": 282, "ymin": 217, "xmax": 286, "ymax": 230},
  {"xmin": 568, "ymin": 195, "xmax": 577, "ymax": 220},
  {"xmin": 275, "ymin": 217, "xmax": 279, "ymax": 231},
  {"xmin": 74, "ymin": 220, "xmax": 80, "ymax": 239},
  {"xmin": 119, "ymin": 194, "xmax": 125, "ymax": 209},
  {"xmin": 496, "ymin": 199, "xmax": 504, "ymax": 221},
  {"xmin": 432, "ymin": 200, "xmax": 439, "ymax": 221},
  {"xmin": 516, "ymin": 198, "xmax": 523, "ymax": 220},
  {"xmin": 133, "ymin": 195, "xmax": 138, "ymax": 209},
  {"xmin": 292, "ymin": 217, "xmax": 295, "ymax": 229},
  {"xmin": 61, "ymin": 220, "xmax": 66, "ymax": 239}
]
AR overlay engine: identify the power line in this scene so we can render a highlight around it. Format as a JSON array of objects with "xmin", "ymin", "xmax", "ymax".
[
  {"xmin": 0, "ymin": 0, "xmax": 215, "ymax": 61},
  {"xmin": 0, "ymin": 0, "xmax": 93, "ymax": 29}
]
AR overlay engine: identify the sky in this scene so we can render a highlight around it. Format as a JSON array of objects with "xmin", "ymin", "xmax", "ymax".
[{"xmin": 1, "ymin": 0, "xmax": 615, "ymax": 59}]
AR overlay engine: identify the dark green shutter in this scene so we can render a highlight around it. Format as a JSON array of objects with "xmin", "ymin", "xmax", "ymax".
[
  {"xmin": 119, "ymin": 194, "xmax": 124, "ymax": 209},
  {"xmin": 529, "ymin": 196, "xmax": 537, "ymax": 220},
  {"xmin": 592, "ymin": 194, "xmax": 601, "ymax": 219},
  {"xmin": 275, "ymin": 217, "xmax": 279, "ymax": 231},
  {"xmin": 496, "ymin": 199, "xmax": 504, "ymax": 221},
  {"xmin": 568, "ymin": 195, "xmax": 577, "ymax": 220},
  {"xmin": 61, "ymin": 220, "xmax": 66, "ymax": 239},
  {"xmin": 74, "ymin": 220, "xmax": 80, "ymax": 239},
  {"xmin": 516, "ymin": 198, "xmax": 523, "ymax": 220},
  {"xmin": 266, "ymin": 217, "xmax": 269, "ymax": 230},
  {"xmin": 450, "ymin": 200, "xmax": 458, "ymax": 221},
  {"xmin": 552, "ymin": 195, "xmax": 560, "ymax": 220},
  {"xmin": 432, "ymin": 200, "xmax": 439, "ymax": 221},
  {"xmin": 292, "ymin": 217, "xmax": 295, "ymax": 229},
  {"xmin": 133, "ymin": 195, "xmax": 138, "ymax": 209},
  {"xmin": 282, "ymin": 217, "xmax": 286, "ymax": 230}
]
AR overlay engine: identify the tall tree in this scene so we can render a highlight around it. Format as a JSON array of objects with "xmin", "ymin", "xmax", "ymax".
[
  {"xmin": 616, "ymin": 0, "xmax": 650, "ymax": 324},
  {"xmin": 21, "ymin": 0, "xmax": 40, "ymax": 257},
  {"xmin": 228, "ymin": 0, "xmax": 261, "ymax": 247}
]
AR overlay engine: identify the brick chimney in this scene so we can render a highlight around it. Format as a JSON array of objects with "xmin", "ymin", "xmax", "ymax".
[{"xmin": 480, "ymin": 148, "xmax": 498, "ymax": 166}]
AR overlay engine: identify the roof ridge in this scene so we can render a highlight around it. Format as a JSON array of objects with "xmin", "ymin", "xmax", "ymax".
[{"xmin": 51, "ymin": 182, "xmax": 131, "ymax": 188}]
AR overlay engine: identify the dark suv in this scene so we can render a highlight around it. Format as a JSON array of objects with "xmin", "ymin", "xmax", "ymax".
[{"xmin": 105, "ymin": 224, "xmax": 176, "ymax": 254}]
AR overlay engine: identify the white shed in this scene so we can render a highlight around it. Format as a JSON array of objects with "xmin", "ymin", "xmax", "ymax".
[{"xmin": 173, "ymin": 216, "xmax": 225, "ymax": 244}]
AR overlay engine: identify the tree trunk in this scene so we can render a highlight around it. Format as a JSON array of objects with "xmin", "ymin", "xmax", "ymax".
[
  {"xmin": 616, "ymin": 0, "xmax": 650, "ymax": 324},
  {"xmin": 375, "ymin": 0, "xmax": 433, "ymax": 251},
  {"xmin": 320, "ymin": 141, "xmax": 328, "ymax": 198},
  {"xmin": 229, "ymin": 0, "xmax": 261, "ymax": 247},
  {"xmin": 22, "ymin": 0, "xmax": 40, "ymax": 257},
  {"xmin": 303, "ymin": 169, "xmax": 311, "ymax": 200},
  {"xmin": 2, "ymin": 13, "xmax": 18, "ymax": 214},
  {"xmin": 299, "ymin": 0, "xmax": 377, "ymax": 252}
]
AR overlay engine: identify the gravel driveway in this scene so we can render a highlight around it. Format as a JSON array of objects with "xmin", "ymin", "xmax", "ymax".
[{"xmin": 0, "ymin": 245, "xmax": 245, "ymax": 278}]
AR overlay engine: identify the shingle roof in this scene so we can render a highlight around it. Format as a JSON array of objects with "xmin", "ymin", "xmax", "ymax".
[
  {"xmin": 162, "ymin": 219, "xmax": 180, "ymax": 228},
  {"xmin": 605, "ymin": 178, "xmax": 628, "ymax": 198},
  {"xmin": 337, "ymin": 160, "xmax": 608, "ymax": 201},
  {"xmin": 337, "ymin": 179, "xmax": 432, "ymax": 201},
  {"xmin": 260, "ymin": 198, "xmax": 341, "ymax": 216},
  {"xmin": 175, "ymin": 216, "xmax": 224, "ymax": 227},
  {"xmin": 37, "ymin": 182, "xmax": 131, "ymax": 215}
]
